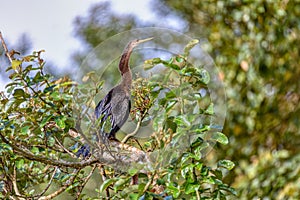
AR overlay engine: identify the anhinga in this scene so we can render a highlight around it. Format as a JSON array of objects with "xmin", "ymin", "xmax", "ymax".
[{"xmin": 77, "ymin": 38, "xmax": 152, "ymax": 157}]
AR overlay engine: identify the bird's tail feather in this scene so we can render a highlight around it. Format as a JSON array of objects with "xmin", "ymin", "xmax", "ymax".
[{"xmin": 76, "ymin": 143, "xmax": 91, "ymax": 158}]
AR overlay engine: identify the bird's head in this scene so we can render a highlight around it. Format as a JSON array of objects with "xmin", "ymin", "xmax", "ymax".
[
  {"xmin": 130, "ymin": 37, "xmax": 153, "ymax": 48},
  {"xmin": 119, "ymin": 37, "xmax": 153, "ymax": 76}
]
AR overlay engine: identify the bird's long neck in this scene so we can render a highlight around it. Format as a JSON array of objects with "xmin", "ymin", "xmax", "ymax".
[
  {"xmin": 120, "ymin": 70, "xmax": 132, "ymax": 93},
  {"xmin": 119, "ymin": 42, "xmax": 135, "ymax": 91},
  {"xmin": 119, "ymin": 42, "xmax": 135, "ymax": 76}
]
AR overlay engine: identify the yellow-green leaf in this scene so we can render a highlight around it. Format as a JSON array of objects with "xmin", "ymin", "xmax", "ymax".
[{"xmin": 11, "ymin": 60, "xmax": 22, "ymax": 70}]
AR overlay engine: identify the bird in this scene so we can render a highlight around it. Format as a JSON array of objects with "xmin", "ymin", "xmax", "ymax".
[{"xmin": 76, "ymin": 37, "xmax": 153, "ymax": 157}]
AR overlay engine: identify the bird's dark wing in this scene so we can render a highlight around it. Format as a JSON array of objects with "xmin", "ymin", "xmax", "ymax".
[
  {"xmin": 109, "ymin": 96, "xmax": 131, "ymax": 139},
  {"xmin": 94, "ymin": 87, "xmax": 131, "ymax": 140},
  {"xmin": 95, "ymin": 89, "xmax": 113, "ymax": 121},
  {"xmin": 76, "ymin": 90, "xmax": 115, "ymax": 158},
  {"xmin": 76, "ymin": 88, "xmax": 131, "ymax": 157}
]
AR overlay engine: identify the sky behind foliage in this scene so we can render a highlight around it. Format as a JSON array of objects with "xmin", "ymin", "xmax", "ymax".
[{"xmin": 0, "ymin": 0, "xmax": 153, "ymax": 68}]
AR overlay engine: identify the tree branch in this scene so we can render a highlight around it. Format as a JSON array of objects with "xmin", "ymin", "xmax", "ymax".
[
  {"xmin": 54, "ymin": 136, "xmax": 77, "ymax": 158},
  {"xmin": 76, "ymin": 164, "xmax": 97, "ymax": 198},
  {"xmin": 98, "ymin": 165, "xmax": 110, "ymax": 198},
  {"xmin": 0, "ymin": 132, "xmax": 98, "ymax": 169},
  {"xmin": 0, "ymin": 126, "xmax": 151, "ymax": 174},
  {"xmin": 34, "ymin": 167, "xmax": 58, "ymax": 198},
  {"xmin": 12, "ymin": 166, "xmax": 25, "ymax": 200},
  {"xmin": 121, "ymin": 118, "xmax": 142, "ymax": 144},
  {"xmin": 38, "ymin": 169, "xmax": 81, "ymax": 200},
  {"xmin": 0, "ymin": 31, "xmax": 13, "ymax": 63}
]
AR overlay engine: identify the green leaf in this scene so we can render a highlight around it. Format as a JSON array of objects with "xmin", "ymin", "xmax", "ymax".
[
  {"xmin": 51, "ymin": 91, "xmax": 61, "ymax": 101},
  {"xmin": 55, "ymin": 116, "xmax": 66, "ymax": 129},
  {"xmin": 214, "ymin": 169, "xmax": 223, "ymax": 180},
  {"xmin": 219, "ymin": 185, "xmax": 237, "ymax": 196},
  {"xmin": 175, "ymin": 56, "xmax": 184, "ymax": 63},
  {"xmin": 167, "ymin": 184, "xmax": 180, "ymax": 198},
  {"xmin": 44, "ymin": 85, "xmax": 56, "ymax": 93},
  {"xmin": 16, "ymin": 159, "xmax": 24, "ymax": 169},
  {"xmin": 144, "ymin": 58, "xmax": 162, "ymax": 70},
  {"xmin": 66, "ymin": 182, "xmax": 80, "ymax": 191},
  {"xmin": 11, "ymin": 60, "xmax": 22, "ymax": 70},
  {"xmin": 47, "ymin": 137, "xmax": 55, "ymax": 146},
  {"xmin": 181, "ymin": 163, "xmax": 194, "ymax": 179},
  {"xmin": 0, "ymin": 143, "xmax": 12, "ymax": 153},
  {"xmin": 129, "ymin": 193, "xmax": 139, "ymax": 200},
  {"xmin": 193, "ymin": 147, "xmax": 202, "ymax": 160},
  {"xmin": 100, "ymin": 178, "xmax": 117, "ymax": 193},
  {"xmin": 165, "ymin": 90, "xmax": 176, "ymax": 99},
  {"xmin": 194, "ymin": 124, "xmax": 211, "ymax": 133},
  {"xmin": 197, "ymin": 68, "xmax": 210, "ymax": 84},
  {"xmin": 162, "ymin": 57, "xmax": 181, "ymax": 70},
  {"xmin": 61, "ymin": 174, "xmax": 71, "ymax": 182},
  {"xmin": 28, "ymin": 189, "xmax": 35, "ymax": 195},
  {"xmin": 13, "ymin": 89, "xmax": 25, "ymax": 98},
  {"xmin": 128, "ymin": 168, "xmax": 139, "ymax": 176},
  {"xmin": 164, "ymin": 116, "xmax": 177, "ymax": 132},
  {"xmin": 184, "ymin": 183, "xmax": 200, "ymax": 194},
  {"xmin": 31, "ymin": 146, "xmax": 39, "ymax": 154},
  {"xmin": 180, "ymin": 153, "xmax": 192, "ymax": 165},
  {"xmin": 40, "ymin": 115, "xmax": 52, "ymax": 127},
  {"xmin": 218, "ymin": 160, "xmax": 235, "ymax": 170},
  {"xmin": 184, "ymin": 39, "xmax": 199, "ymax": 57},
  {"xmin": 158, "ymin": 97, "xmax": 167, "ymax": 106},
  {"xmin": 203, "ymin": 176, "xmax": 214, "ymax": 184},
  {"xmin": 174, "ymin": 115, "xmax": 191, "ymax": 127},
  {"xmin": 211, "ymin": 132, "xmax": 228, "ymax": 145},
  {"xmin": 114, "ymin": 178, "xmax": 129, "ymax": 192},
  {"xmin": 181, "ymin": 67, "xmax": 195, "ymax": 77},
  {"xmin": 204, "ymin": 103, "xmax": 214, "ymax": 115},
  {"xmin": 32, "ymin": 71, "xmax": 44, "ymax": 83},
  {"xmin": 20, "ymin": 126, "xmax": 30, "ymax": 135}
]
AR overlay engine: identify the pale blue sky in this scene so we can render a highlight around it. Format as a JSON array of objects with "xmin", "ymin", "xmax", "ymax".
[
  {"xmin": 0, "ymin": 0, "xmax": 154, "ymax": 68},
  {"xmin": 0, "ymin": 0, "xmax": 156, "ymax": 89}
]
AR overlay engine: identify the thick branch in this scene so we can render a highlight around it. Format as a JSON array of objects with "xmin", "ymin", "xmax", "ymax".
[
  {"xmin": 97, "ymin": 140, "xmax": 152, "ymax": 172},
  {"xmin": 0, "ymin": 132, "xmax": 98, "ymax": 169},
  {"xmin": 1, "ymin": 128, "xmax": 151, "ymax": 173}
]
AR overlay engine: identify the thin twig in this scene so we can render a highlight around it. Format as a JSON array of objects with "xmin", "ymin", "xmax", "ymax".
[
  {"xmin": 34, "ymin": 167, "xmax": 58, "ymax": 198},
  {"xmin": 98, "ymin": 165, "xmax": 110, "ymax": 198},
  {"xmin": 39, "ymin": 169, "xmax": 81, "ymax": 200},
  {"xmin": 12, "ymin": 166, "xmax": 25, "ymax": 200},
  {"xmin": 76, "ymin": 164, "xmax": 97, "ymax": 199},
  {"xmin": 196, "ymin": 189, "xmax": 201, "ymax": 200},
  {"xmin": 121, "ymin": 118, "xmax": 142, "ymax": 143},
  {"xmin": 142, "ymin": 171, "xmax": 155, "ymax": 193},
  {"xmin": 54, "ymin": 136, "xmax": 77, "ymax": 158},
  {"xmin": 0, "ymin": 31, "xmax": 13, "ymax": 63}
]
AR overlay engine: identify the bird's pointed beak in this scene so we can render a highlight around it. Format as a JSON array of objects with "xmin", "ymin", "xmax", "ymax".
[{"xmin": 136, "ymin": 37, "xmax": 153, "ymax": 44}]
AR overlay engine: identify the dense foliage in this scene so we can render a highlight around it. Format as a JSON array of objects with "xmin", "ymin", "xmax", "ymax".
[
  {"xmin": 0, "ymin": 41, "xmax": 235, "ymax": 199},
  {"xmin": 1, "ymin": 0, "xmax": 299, "ymax": 199},
  {"xmin": 156, "ymin": 1, "xmax": 300, "ymax": 199},
  {"xmin": 71, "ymin": 1, "xmax": 300, "ymax": 198}
]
